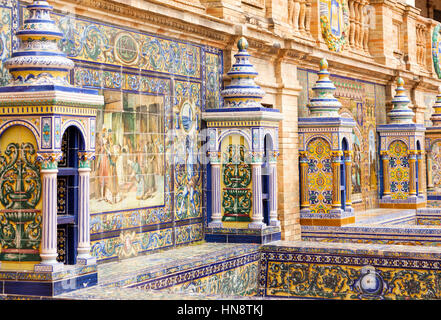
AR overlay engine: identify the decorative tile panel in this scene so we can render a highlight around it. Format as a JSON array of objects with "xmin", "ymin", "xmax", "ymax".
[
  {"xmin": 388, "ymin": 140, "xmax": 410, "ymax": 200},
  {"xmin": 0, "ymin": 2, "xmax": 224, "ymax": 263},
  {"xmin": 307, "ymin": 137, "xmax": 333, "ymax": 214},
  {"xmin": 55, "ymin": 14, "xmax": 202, "ymax": 78}
]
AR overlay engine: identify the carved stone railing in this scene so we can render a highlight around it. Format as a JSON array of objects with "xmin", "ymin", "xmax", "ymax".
[
  {"xmin": 348, "ymin": 0, "xmax": 371, "ymax": 55},
  {"xmin": 288, "ymin": 0, "xmax": 312, "ymax": 38},
  {"xmin": 415, "ymin": 16, "xmax": 430, "ymax": 71},
  {"xmin": 416, "ymin": 22, "xmax": 427, "ymax": 69}
]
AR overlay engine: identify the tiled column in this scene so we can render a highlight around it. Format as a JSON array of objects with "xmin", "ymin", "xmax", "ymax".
[
  {"xmin": 381, "ymin": 151, "xmax": 391, "ymax": 197},
  {"xmin": 208, "ymin": 153, "xmax": 222, "ymax": 228},
  {"xmin": 408, "ymin": 151, "xmax": 418, "ymax": 197},
  {"xmin": 249, "ymin": 156, "xmax": 265, "ymax": 229},
  {"xmin": 427, "ymin": 150, "xmax": 434, "ymax": 192},
  {"xmin": 299, "ymin": 151, "xmax": 310, "ymax": 211},
  {"xmin": 417, "ymin": 151, "xmax": 424, "ymax": 196},
  {"xmin": 331, "ymin": 151, "xmax": 342, "ymax": 210},
  {"xmin": 344, "ymin": 151, "xmax": 353, "ymax": 211},
  {"xmin": 35, "ymin": 153, "xmax": 63, "ymax": 272},
  {"xmin": 77, "ymin": 152, "xmax": 96, "ymax": 265},
  {"xmin": 268, "ymin": 155, "xmax": 280, "ymax": 227}
]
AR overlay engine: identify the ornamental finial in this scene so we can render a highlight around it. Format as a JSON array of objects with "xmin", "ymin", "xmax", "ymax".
[
  {"xmin": 387, "ymin": 77, "xmax": 415, "ymax": 124},
  {"xmin": 3, "ymin": 0, "xmax": 74, "ymax": 87},
  {"xmin": 307, "ymin": 58, "xmax": 342, "ymax": 117},
  {"xmin": 221, "ymin": 37, "xmax": 265, "ymax": 108},
  {"xmin": 237, "ymin": 37, "xmax": 248, "ymax": 51}
]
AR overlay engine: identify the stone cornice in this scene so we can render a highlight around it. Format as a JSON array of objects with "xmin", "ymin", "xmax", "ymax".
[
  {"xmin": 27, "ymin": 0, "xmax": 441, "ymax": 94},
  {"xmin": 403, "ymin": 3, "xmax": 422, "ymax": 17},
  {"xmin": 50, "ymin": 0, "xmax": 234, "ymax": 45},
  {"xmin": 0, "ymin": 90, "xmax": 104, "ymax": 108}
]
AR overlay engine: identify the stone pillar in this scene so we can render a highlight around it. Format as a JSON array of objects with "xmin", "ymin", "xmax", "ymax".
[
  {"xmin": 331, "ymin": 151, "xmax": 342, "ymax": 209},
  {"xmin": 344, "ymin": 151, "xmax": 353, "ymax": 211},
  {"xmin": 417, "ymin": 151, "xmax": 425, "ymax": 196},
  {"xmin": 249, "ymin": 157, "xmax": 265, "ymax": 229},
  {"xmin": 299, "ymin": 151, "xmax": 310, "ymax": 211},
  {"xmin": 408, "ymin": 151, "xmax": 418, "ymax": 197},
  {"xmin": 381, "ymin": 151, "xmax": 391, "ymax": 197},
  {"xmin": 77, "ymin": 152, "xmax": 96, "ymax": 265},
  {"xmin": 35, "ymin": 153, "xmax": 63, "ymax": 272},
  {"xmin": 268, "ymin": 155, "xmax": 280, "ymax": 227},
  {"xmin": 427, "ymin": 150, "xmax": 434, "ymax": 192},
  {"xmin": 208, "ymin": 153, "xmax": 222, "ymax": 228}
]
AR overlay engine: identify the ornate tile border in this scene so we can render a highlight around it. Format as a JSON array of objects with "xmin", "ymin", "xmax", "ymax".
[{"xmin": 258, "ymin": 242, "xmax": 441, "ymax": 299}]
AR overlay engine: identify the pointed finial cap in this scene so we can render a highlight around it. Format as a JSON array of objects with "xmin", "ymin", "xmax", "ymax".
[
  {"xmin": 237, "ymin": 37, "xmax": 248, "ymax": 51},
  {"xmin": 387, "ymin": 77, "xmax": 414, "ymax": 124},
  {"xmin": 319, "ymin": 58, "xmax": 329, "ymax": 71},
  {"xmin": 3, "ymin": 0, "xmax": 74, "ymax": 86},
  {"xmin": 221, "ymin": 37, "xmax": 265, "ymax": 108},
  {"xmin": 307, "ymin": 58, "xmax": 342, "ymax": 117}
]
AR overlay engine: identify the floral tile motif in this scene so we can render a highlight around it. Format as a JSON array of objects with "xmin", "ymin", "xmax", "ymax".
[
  {"xmin": 388, "ymin": 140, "xmax": 410, "ymax": 200},
  {"xmin": 307, "ymin": 137, "xmax": 333, "ymax": 214},
  {"xmin": 260, "ymin": 241, "xmax": 441, "ymax": 300}
]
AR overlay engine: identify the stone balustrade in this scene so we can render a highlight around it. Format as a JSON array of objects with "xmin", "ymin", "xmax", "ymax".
[
  {"xmin": 288, "ymin": 0, "xmax": 312, "ymax": 38},
  {"xmin": 416, "ymin": 19, "xmax": 428, "ymax": 69},
  {"xmin": 348, "ymin": 0, "xmax": 371, "ymax": 54},
  {"xmin": 193, "ymin": 0, "xmax": 441, "ymax": 72}
]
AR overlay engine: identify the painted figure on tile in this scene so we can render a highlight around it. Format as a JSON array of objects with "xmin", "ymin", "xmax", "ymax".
[
  {"xmin": 97, "ymin": 127, "xmax": 112, "ymax": 203},
  {"xmin": 368, "ymin": 128, "xmax": 377, "ymax": 189},
  {"xmin": 431, "ymin": 141, "xmax": 441, "ymax": 192},
  {"xmin": 145, "ymin": 135, "xmax": 157, "ymax": 199},
  {"xmin": 91, "ymin": 91, "xmax": 165, "ymax": 213},
  {"xmin": 352, "ymin": 134, "xmax": 362, "ymax": 194},
  {"xmin": 127, "ymin": 156, "xmax": 146, "ymax": 200},
  {"xmin": 108, "ymin": 133, "xmax": 121, "ymax": 204}
]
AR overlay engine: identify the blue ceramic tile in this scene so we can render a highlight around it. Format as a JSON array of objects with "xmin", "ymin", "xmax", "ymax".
[
  {"xmin": 53, "ymin": 273, "xmax": 98, "ymax": 296},
  {"xmin": 4, "ymin": 281, "xmax": 53, "ymax": 297}
]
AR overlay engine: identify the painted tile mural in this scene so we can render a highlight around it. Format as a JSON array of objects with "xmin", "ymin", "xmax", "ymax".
[
  {"xmin": 298, "ymin": 68, "xmax": 387, "ymax": 210},
  {"xmin": 431, "ymin": 141, "xmax": 441, "ymax": 193},
  {"xmin": 91, "ymin": 92, "xmax": 165, "ymax": 212},
  {"xmin": 0, "ymin": 2, "xmax": 224, "ymax": 262}
]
